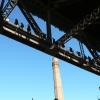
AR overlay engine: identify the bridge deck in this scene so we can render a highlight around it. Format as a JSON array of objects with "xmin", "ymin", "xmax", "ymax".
[{"xmin": 1, "ymin": 21, "xmax": 100, "ymax": 76}]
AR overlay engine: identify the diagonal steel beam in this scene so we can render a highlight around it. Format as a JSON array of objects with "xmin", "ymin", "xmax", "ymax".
[
  {"xmin": 2, "ymin": 0, "xmax": 18, "ymax": 20},
  {"xmin": 18, "ymin": 5, "xmax": 46, "ymax": 38},
  {"xmin": 0, "ymin": 0, "xmax": 5, "ymax": 9}
]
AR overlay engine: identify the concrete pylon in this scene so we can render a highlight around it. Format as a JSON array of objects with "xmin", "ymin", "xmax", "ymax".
[{"xmin": 52, "ymin": 57, "xmax": 64, "ymax": 100}]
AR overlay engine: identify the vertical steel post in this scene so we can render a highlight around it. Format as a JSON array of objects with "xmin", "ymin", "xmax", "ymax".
[{"xmin": 46, "ymin": 1, "xmax": 52, "ymax": 43}]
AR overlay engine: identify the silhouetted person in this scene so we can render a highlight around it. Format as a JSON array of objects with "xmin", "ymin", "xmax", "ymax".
[
  {"xmin": 76, "ymin": 51, "xmax": 81, "ymax": 56},
  {"xmin": 27, "ymin": 24, "xmax": 31, "ymax": 34},
  {"xmin": 61, "ymin": 44, "xmax": 65, "ymax": 48},
  {"xmin": 69, "ymin": 47, "xmax": 73, "ymax": 52},
  {"xmin": 88, "ymin": 56, "xmax": 94, "ymax": 65},
  {"xmin": 20, "ymin": 22, "xmax": 24, "ymax": 29},
  {"xmin": 84, "ymin": 55, "xmax": 87, "ymax": 59},
  {"xmin": 14, "ymin": 18, "xmax": 19, "ymax": 26},
  {"xmin": 88, "ymin": 56, "xmax": 91, "ymax": 61},
  {"xmin": 53, "ymin": 38, "xmax": 55, "ymax": 43}
]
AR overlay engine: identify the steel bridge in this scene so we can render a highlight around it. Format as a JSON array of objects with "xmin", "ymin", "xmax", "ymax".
[{"xmin": 0, "ymin": 0, "xmax": 100, "ymax": 76}]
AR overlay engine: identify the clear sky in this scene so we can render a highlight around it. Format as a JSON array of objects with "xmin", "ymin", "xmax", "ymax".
[{"xmin": 0, "ymin": 1, "xmax": 100, "ymax": 100}]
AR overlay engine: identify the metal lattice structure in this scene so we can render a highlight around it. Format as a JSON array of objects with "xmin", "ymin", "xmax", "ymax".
[
  {"xmin": 0, "ymin": 0, "xmax": 100, "ymax": 75},
  {"xmin": 2, "ymin": 0, "xmax": 18, "ymax": 19},
  {"xmin": 56, "ymin": 6, "xmax": 100, "ymax": 45}
]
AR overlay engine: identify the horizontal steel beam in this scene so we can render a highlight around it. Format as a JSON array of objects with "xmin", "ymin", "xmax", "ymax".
[{"xmin": 1, "ymin": 21, "xmax": 100, "ymax": 76}]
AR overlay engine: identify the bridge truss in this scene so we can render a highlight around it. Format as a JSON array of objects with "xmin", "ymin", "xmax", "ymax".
[{"xmin": 0, "ymin": 0, "xmax": 100, "ymax": 76}]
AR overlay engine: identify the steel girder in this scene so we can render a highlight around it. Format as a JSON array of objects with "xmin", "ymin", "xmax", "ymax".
[{"xmin": 1, "ymin": 21, "xmax": 100, "ymax": 76}]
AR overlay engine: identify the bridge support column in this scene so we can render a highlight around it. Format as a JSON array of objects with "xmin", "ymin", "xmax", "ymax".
[{"xmin": 52, "ymin": 58, "xmax": 64, "ymax": 100}]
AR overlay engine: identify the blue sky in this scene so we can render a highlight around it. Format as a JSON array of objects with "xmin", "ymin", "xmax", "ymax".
[{"xmin": 0, "ymin": 1, "xmax": 100, "ymax": 100}]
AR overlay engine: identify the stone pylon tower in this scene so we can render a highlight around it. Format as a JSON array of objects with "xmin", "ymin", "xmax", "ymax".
[{"xmin": 52, "ymin": 57, "xmax": 64, "ymax": 100}]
